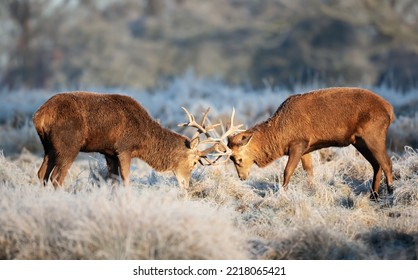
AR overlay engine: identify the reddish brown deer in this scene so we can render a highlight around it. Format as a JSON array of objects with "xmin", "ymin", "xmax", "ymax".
[
  {"xmin": 33, "ymin": 91, "xmax": 222, "ymax": 189},
  {"xmin": 227, "ymin": 87, "xmax": 395, "ymax": 199}
]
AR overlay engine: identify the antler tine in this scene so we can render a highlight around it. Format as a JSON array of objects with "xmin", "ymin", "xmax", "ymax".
[
  {"xmin": 220, "ymin": 107, "xmax": 245, "ymax": 140},
  {"xmin": 178, "ymin": 107, "xmax": 197, "ymax": 128},
  {"xmin": 197, "ymin": 107, "xmax": 244, "ymax": 165},
  {"xmin": 179, "ymin": 106, "xmax": 222, "ymax": 141},
  {"xmin": 178, "ymin": 106, "xmax": 207, "ymax": 135},
  {"xmin": 198, "ymin": 140, "xmax": 232, "ymax": 166},
  {"xmin": 178, "ymin": 106, "xmax": 243, "ymax": 166},
  {"xmin": 202, "ymin": 114, "xmax": 222, "ymax": 133},
  {"xmin": 200, "ymin": 107, "xmax": 224, "ymax": 136},
  {"xmin": 200, "ymin": 107, "xmax": 210, "ymax": 127},
  {"xmin": 199, "ymin": 154, "xmax": 226, "ymax": 166}
]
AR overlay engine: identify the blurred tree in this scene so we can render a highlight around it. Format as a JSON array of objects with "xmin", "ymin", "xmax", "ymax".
[
  {"xmin": 146, "ymin": 0, "xmax": 164, "ymax": 17},
  {"xmin": 249, "ymin": 0, "xmax": 418, "ymax": 90},
  {"xmin": 1, "ymin": 0, "xmax": 66, "ymax": 89},
  {"xmin": 362, "ymin": 0, "xmax": 418, "ymax": 91},
  {"xmin": 0, "ymin": 0, "xmax": 417, "ymax": 91},
  {"xmin": 2, "ymin": 0, "xmax": 37, "ymax": 88}
]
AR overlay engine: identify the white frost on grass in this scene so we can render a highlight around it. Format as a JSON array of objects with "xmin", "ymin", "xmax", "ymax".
[{"xmin": 0, "ymin": 74, "xmax": 417, "ymax": 259}]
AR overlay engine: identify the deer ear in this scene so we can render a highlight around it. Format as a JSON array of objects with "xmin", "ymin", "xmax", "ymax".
[
  {"xmin": 238, "ymin": 132, "xmax": 253, "ymax": 146},
  {"xmin": 189, "ymin": 137, "xmax": 200, "ymax": 150}
]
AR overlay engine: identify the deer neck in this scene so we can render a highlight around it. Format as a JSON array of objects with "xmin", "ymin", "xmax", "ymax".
[
  {"xmin": 132, "ymin": 122, "xmax": 187, "ymax": 172},
  {"xmin": 250, "ymin": 117, "xmax": 285, "ymax": 167}
]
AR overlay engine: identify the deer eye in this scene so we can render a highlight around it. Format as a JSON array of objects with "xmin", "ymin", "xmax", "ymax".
[{"xmin": 233, "ymin": 157, "xmax": 243, "ymax": 166}]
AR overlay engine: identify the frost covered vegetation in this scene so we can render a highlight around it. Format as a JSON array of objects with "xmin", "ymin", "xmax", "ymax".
[{"xmin": 0, "ymin": 75, "xmax": 417, "ymax": 259}]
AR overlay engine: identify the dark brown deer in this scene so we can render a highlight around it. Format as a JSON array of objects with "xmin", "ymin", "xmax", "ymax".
[
  {"xmin": 227, "ymin": 87, "xmax": 395, "ymax": 199},
  {"xmin": 33, "ymin": 91, "xmax": 222, "ymax": 189}
]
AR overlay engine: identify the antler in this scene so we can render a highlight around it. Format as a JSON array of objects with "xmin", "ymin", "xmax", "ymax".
[
  {"xmin": 219, "ymin": 108, "xmax": 244, "ymax": 140},
  {"xmin": 203, "ymin": 107, "xmax": 245, "ymax": 164},
  {"xmin": 179, "ymin": 107, "xmax": 244, "ymax": 166},
  {"xmin": 178, "ymin": 107, "xmax": 220, "ymax": 140}
]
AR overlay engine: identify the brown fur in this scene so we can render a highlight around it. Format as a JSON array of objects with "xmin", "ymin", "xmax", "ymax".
[
  {"xmin": 228, "ymin": 87, "xmax": 394, "ymax": 199},
  {"xmin": 33, "ymin": 92, "xmax": 201, "ymax": 189}
]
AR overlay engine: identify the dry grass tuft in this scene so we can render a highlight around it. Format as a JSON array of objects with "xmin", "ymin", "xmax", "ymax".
[
  {"xmin": 260, "ymin": 226, "xmax": 370, "ymax": 260},
  {"xmin": 0, "ymin": 185, "xmax": 248, "ymax": 259},
  {"xmin": 356, "ymin": 229, "xmax": 418, "ymax": 260}
]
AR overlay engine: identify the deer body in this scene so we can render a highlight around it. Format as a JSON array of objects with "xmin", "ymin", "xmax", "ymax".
[
  {"xmin": 227, "ymin": 87, "xmax": 394, "ymax": 198},
  {"xmin": 33, "ymin": 92, "xmax": 201, "ymax": 188}
]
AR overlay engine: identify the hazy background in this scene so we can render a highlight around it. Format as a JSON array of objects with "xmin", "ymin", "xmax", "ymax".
[
  {"xmin": 1, "ymin": 0, "xmax": 418, "ymax": 92},
  {"xmin": 0, "ymin": 0, "xmax": 417, "ymax": 261}
]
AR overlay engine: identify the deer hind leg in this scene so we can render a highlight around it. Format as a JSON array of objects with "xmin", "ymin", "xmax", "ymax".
[
  {"xmin": 363, "ymin": 135, "xmax": 393, "ymax": 196},
  {"xmin": 353, "ymin": 140, "xmax": 382, "ymax": 200},
  {"xmin": 38, "ymin": 150, "xmax": 56, "ymax": 186},
  {"xmin": 49, "ymin": 151, "xmax": 78, "ymax": 189},
  {"xmin": 355, "ymin": 132, "xmax": 393, "ymax": 199},
  {"xmin": 37, "ymin": 137, "xmax": 56, "ymax": 186}
]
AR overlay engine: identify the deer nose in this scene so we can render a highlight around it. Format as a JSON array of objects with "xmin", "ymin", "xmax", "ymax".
[{"xmin": 238, "ymin": 173, "xmax": 248, "ymax": 180}]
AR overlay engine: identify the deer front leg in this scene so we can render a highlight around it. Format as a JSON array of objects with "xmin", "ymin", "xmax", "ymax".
[
  {"xmin": 117, "ymin": 153, "xmax": 131, "ymax": 186},
  {"xmin": 301, "ymin": 153, "xmax": 314, "ymax": 186},
  {"xmin": 105, "ymin": 155, "xmax": 120, "ymax": 183},
  {"xmin": 283, "ymin": 144, "xmax": 306, "ymax": 190}
]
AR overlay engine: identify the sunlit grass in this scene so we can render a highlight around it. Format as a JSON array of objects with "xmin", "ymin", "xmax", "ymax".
[
  {"xmin": 1, "ymin": 145, "xmax": 416, "ymax": 260},
  {"xmin": 0, "ymin": 78, "xmax": 417, "ymax": 259}
]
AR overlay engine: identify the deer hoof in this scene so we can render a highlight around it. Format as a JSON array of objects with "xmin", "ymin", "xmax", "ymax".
[{"xmin": 369, "ymin": 191, "xmax": 379, "ymax": 201}]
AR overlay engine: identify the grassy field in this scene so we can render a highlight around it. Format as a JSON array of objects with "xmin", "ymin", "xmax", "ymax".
[
  {"xmin": 0, "ymin": 146, "xmax": 417, "ymax": 260},
  {"xmin": 0, "ymin": 78, "xmax": 417, "ymax": 259}
]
